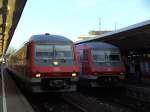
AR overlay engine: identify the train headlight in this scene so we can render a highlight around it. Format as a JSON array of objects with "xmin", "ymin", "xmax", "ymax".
[
  {"xmin": 119, "ymin": 73, "xmax": 125, "ymax": 79},
  {"xmin": 72, "ymin": 73, "xmax": 77, "ymax": 77},
  {"xmin": 120, "ymin": 72, "xmax": 124, "ymax": 75},
  {"xmin": 35, "ymin": 73, "xmax": 41, "ymax": 78},
  {"xmin": 53, "ymin": 61, "xmax": 59, "ymax": 66}
]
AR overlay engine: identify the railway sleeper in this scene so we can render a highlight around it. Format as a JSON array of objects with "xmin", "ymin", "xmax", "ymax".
[{"xmin": 126, "ymin": 88, "xmax": 150, "ymax": 102}]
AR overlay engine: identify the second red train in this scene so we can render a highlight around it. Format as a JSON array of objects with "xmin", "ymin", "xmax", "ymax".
[{"xmin": 76, "ymin": 42, "xmax": 126, "ymax": 87}]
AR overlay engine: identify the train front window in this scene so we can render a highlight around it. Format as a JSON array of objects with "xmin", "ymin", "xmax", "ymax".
[
  {"xmin": 35, "ymin": 44, "xmax": 74, "ymax": 66},
  {"xmin": 92, "ymin": 51, "xmax": 105, "ymax": 62},
  {"xmin": 55, "ymin": 45, "xmax": 73, "ymax": 59},
  {"xmin": 35, "ymin": 44, "xmax": 53, "ymax": 58},
  {"xmin": 109, "ymin": 54, "xmax": 120, "ymax": 61},
  {"xmin": 92, "ymin": 49, "xmax": 121, "ymax": 62},
  {"xmin": 35, "ymin": 44, "xmax": 53, "ymax": 66}
]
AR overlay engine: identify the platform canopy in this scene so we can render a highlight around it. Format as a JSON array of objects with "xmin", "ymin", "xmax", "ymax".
[
  {"xmin": 0, "ymin": 0, "xmax": 27, "ymax": 56},
  {"xmin": 76, "ymin": 20, "xmax": 150, "ymax": 52}
]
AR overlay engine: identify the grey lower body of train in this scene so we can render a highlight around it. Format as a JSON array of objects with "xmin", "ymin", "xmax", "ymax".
[{"xmin": 27, "ymin": 77, "xmax": 78, "ymax": 93}]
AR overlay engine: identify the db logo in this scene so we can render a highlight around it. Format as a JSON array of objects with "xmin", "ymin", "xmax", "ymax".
[
  {"xmin": 53, "ymin": 67, "xmax": 60, "ymax": 72},
  {"xmin": 107, "ymin": 68, "xmax": 111, "ymax": 71}
]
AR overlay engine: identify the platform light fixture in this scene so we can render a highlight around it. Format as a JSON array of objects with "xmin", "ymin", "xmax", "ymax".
[
  {"xmin": 7, "ymin": 5, "xmax": 10, "ymax": 11},
  {"xmin": 0, "ymin": 15, "xmax": 3, "ymax": 25},
  {"xmin": 0, "ymin": 0, "xmax": 2, "ymax": 8},
  {"xmin": 0, "ymin": 28, "xmax": 2, "ymax": 33},
  {"xmin": 3, "ymin": 0, "xmax": 16, "ymax": 53},
  {"xmin": 0, "ymin": 35, "xmax": 2, "ymax": 39}
]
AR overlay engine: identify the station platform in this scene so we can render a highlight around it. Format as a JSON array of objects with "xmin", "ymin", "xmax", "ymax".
[{"xmin": 0, "ymin": 66, "xmax": 34, "ymax": 112}]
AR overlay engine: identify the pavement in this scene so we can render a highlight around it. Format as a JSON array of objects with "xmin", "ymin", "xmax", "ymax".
[
  {"xmin": 0, "ymin": 64, "xmax": 34, "ymax": 112},
  {"xmin": 0, "ymin": 72, "xmax": 2, "ymax": 112}
]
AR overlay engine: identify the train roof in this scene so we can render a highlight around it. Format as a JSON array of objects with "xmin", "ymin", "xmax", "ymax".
[
  {"xmin": 29, "ymin": 34, "xmax": 73, "ymax": 43},
  {"xmin": 77, "ymin": 42, "xmax": 118, "ymax": 49}
]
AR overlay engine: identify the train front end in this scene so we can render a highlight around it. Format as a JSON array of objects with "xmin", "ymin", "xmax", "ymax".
[
  {"xmin": 76, "ymin": 42, "xmax": 126, "ymax": 87},
  {"xmin": 29, "ymin": 34, "xmax": 79, "ymax": 92},
  {"xmin": 91, "ymin": 48, "xmax": 126, "ymax": 83}
]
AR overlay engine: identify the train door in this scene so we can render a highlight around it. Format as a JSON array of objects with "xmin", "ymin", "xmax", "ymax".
[
  {"xmin": 77, "ymin": 49, "xmax": 83, "ymax": 76},
  {"xmin": 82, "ymin": 49, "xmax": 90, "ymax": 74}
]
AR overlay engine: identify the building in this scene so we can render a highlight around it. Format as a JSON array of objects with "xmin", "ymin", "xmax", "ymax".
[{"xmin": 78, "ymin": 30, "xmax": 112, "ymax": 40}]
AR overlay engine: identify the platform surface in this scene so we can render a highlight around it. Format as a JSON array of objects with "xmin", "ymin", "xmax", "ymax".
[
  {"xmin": 0, "ymin": 65, "xmax": 34, "ymax": 112},
  {"xmin": 0, "ymin": 73, "xmax": 2, "ymax": 112}
]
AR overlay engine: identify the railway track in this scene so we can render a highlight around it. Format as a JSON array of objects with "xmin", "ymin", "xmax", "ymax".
[
  {"xmin": 78, "ymin": 86, "xmax": 150, "ymax": 112},
  {"xmin": 122, "ymin": 82, "xmax": 150, "ymax": 102},
  {"xmin": 20, "ymin": 82, "xmax": 150, "ymax": 112},
  {"xmin": 25, "ymin": 92, "xmax": 133, "ymax": 112},
  {"xmin": 61, "ymin": 92, "xmax": 108, "ymax": 112},
  {"xmin": 61, "ymin": 92, "xmax": 133, "ymax": 112},
  {"xmin": 26, "ymin": 93, "xmax": 83, "ymax": 112}
]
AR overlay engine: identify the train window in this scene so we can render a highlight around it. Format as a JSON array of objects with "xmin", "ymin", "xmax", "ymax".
[
  {"xmin": 55, "ymin": 45, "xmax": 73, "ymax": 59},
  {"xmin": 35, "ymin": 44, "xmax": 53, "ymax": 58},
  {"xmin": 109, "ymin": 54, "xmax": 120, "ymax": 61},
  {"xmin": 34, "ymin": 44, "xmax": 74, "ymax": 66},
  {"xmin": 92, "ymin": 49, "xmax": 121, "ymax": 62},
  {"xmin": 105, "ymin": 50, "xmax": 121, "ymax": 62},
  {"xmin": 92, "ymin": 50, "xmax": 105, "ymax": 62},
  {"xmin": 54, "ymin": 45, "xmax": 74, "ymax": 66}
]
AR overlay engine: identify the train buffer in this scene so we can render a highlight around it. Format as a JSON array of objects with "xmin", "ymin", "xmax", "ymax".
[{"xmin": 0, "ymin": 67, "xmax": 34, "ymax": 112}]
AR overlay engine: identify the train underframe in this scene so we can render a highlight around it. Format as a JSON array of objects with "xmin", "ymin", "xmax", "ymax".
[
  {"xmin": 28, "ymin": 77, "xmax": 78, "ymax": 92},
  {"xmin": 78, "ymin": 74, "xmax": 124, "ymax": 87}
]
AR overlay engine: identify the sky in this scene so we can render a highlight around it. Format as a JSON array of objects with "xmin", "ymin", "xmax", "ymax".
[{"xmin": 9, "ymin": 0, "xmax": 150, "ymax": 49}]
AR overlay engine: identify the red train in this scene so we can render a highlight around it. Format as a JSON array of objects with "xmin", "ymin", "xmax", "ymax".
[
  {"xmin": 7, "ymin": 33, "xmax": 79, "ymax": 92},
  {"xmin": 76, "ymin": 42, "xmax": 126, "ymax": 87}
]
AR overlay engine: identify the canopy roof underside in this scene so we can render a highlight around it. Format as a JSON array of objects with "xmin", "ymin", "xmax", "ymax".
[{"xmin": 0, "ymin": 0, "xmax": 27, "ymax": 56}]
